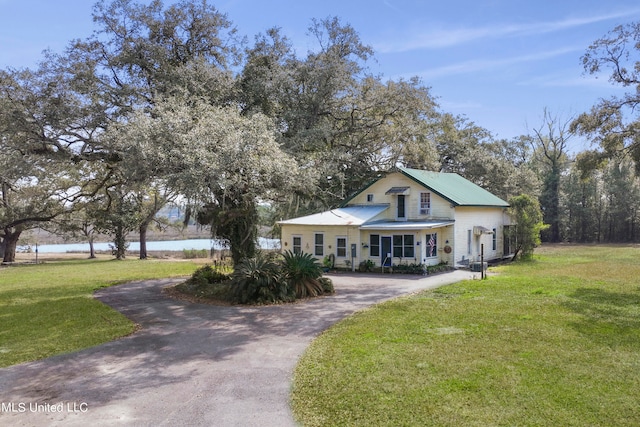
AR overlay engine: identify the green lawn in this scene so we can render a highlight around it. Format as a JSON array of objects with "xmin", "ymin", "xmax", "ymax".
[
  {"xmin": 292, "ymin": 245, "xmax": 640, "ymax": 426},
  {"xmin": 0, "ymin": 258, "xmax": 200, "ymax": 367}
]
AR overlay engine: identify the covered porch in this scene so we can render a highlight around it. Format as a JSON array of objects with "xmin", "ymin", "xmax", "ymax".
[{"xmin": 358, "ymin": 220, "xmax": 455, "ymax": 268}]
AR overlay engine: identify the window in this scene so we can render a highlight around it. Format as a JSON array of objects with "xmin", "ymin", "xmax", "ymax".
[
  {"xmin": 314, "ymin": 233, "xmax": 324, "ymax": 256},
  {"xmin": 492, "ymin": 228, "xmax": 497, "ymax": 251},
  {"xmin": 336, "ymin": 237, "xmax": 347, "ymax": 257},
  {"xmin": 293, "ymin": 236, "xmax": 302, "ymax": 254},
  {"xmin": 393, "ymin": 234, "xmax": 414, "ymax": 258},
  {"xmin": 367, "ymin": 194, "xmax": 374, "ymax": 202},
  {"xmin": 393, "ymin": 235, "xmax": 403, "ymax": 257},
  {"xmin": 369, "ymin": 234, "xmax": 380, "ymax": 257},
  {"xmin": 467, "ymin": 230, "xmax": 472, "ymax": 255},
  {"xmin": 404, "ymin": 235, "xmax": 414, "ymax": 257},
  {"xmin": 397, "ymin": 195, "xmax": 406, "ymax": 219},
  {"xmin": 426, "ymin": 233, "xmax": 437, "ymax": 258},
  {"xmin": 420, "ymin": 192, "xmax": 431, "ymax": 215}
]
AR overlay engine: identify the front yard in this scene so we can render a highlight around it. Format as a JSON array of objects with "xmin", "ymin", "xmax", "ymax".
[
  {"xmin": 0, "ymin": 258, "xmax": 201, "ymax": 367},
  {"xmin": 291, "ymin": 244, "xmax": 640, "ymax": 426}
]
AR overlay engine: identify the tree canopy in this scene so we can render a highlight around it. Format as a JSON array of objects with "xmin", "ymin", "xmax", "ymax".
[
  {"xmin": 572, "ymin": 21, "xmax": 640, "ymax": 171},
  {"xmin": 507, "ymin": 194, "xmax": 547, "ymax": 260},
  {"xmin": 4, "ymin": 1, "xmax": 640, "ymax": 262}
]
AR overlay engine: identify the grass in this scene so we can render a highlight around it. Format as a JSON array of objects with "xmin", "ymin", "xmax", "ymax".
[
  {"xmin": 291, "ymin": 244, "xmax": 640, "ymax": 426},
  {"xmin": 0, "ymin": 258, "xmax": 201, "ymax": 367}
]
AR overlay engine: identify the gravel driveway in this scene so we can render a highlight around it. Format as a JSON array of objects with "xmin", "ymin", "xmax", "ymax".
[{"xmin": 0, "ymin": 270, "xmax": 474, "ymax": 426}]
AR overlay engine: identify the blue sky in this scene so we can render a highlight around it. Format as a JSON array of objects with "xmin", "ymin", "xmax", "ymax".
[{"xmin": 2, "ymin": 0, "xmax": 640, "ymax": 147}]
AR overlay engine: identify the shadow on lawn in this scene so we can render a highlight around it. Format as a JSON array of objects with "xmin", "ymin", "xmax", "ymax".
[{"xmin": 563, "ymin": 287, "xmax": 640, "ymax": 349}]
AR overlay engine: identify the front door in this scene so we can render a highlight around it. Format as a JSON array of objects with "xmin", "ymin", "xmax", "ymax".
[{"xmin": 381, "ymin": 236, "xmax": 392, "ymax": 266}]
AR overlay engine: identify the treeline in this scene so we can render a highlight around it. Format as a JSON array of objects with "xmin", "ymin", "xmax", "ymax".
[
  {"xmin": 561, "ymin": 158, "xmax": 640, "ymax": 243},
  {"xmin": 1, "ymin": 0, "xmax": 639, "ymax": 263}
]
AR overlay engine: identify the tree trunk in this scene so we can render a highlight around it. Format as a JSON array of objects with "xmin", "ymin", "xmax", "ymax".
[
  {"xmin": 2, "ymin": 228, "xmax": 22, "ymax": 263},
  {"xmin": 139, "ymin": 221, "xmax": 149, "ymax": 260},
  {"xmin": 228, "ymin": 204, "xmax": 258, "ymax": 266},
  {"xmin": 88, "ymin": 237, "xmax": 96, "ymax": 259},
  {"xmin": 138, "ymin": 192, "xmax": 164, "ymax": 260},
  {"xmin": 114, "ymin": 224, "xmax": 127, "ymax": 260}
]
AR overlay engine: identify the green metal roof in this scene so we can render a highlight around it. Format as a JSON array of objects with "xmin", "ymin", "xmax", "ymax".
[{"xmin": 398, "ymin": 168, "xmax": 509, "ymax": 207}]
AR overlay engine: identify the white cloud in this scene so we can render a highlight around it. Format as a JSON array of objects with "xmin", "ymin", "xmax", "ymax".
[
  {"xmin": 408, "ymin": 47, "xmax": 580, "ymax": 80},
  {"xmin": 382, "ymin": 0, "xmax": 402, "ymax": 13},
  {"xmin": 376, "ymin": 8, "xmax": 640, "ymax": 53},
  {"xmin": 519, "ymin": 71, "xmax": 628, "ymax": 90}
]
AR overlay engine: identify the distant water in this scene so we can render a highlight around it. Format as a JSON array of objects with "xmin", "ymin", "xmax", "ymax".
[{"xmin": 21, "ymin": 238, "xmax": 281, "ymax": 254}]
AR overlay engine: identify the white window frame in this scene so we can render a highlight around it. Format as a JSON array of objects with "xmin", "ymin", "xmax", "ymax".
[
  {"xmin": 314, "ymin": 233, "xmax": 324, "ymax": 256},
  {"xmin": 492, "ymin": 228, "xmax": 497, "ymax": 251},
  {"xmin": 392, "ymin": 234, "xmax": 414, "ymax": 258},
  {"xmin": 367, "ymin": 194, "xmax": 374, "ymax": 202},
  {"xmin": 293, "ymin": 235, "xmax": 302, "ymax": 254},
  {"xmin": 336, "ymin": 236, "xmax": 348, "ymax": 258},
  {"xmin": 426, "ymin": 232, "xmax": 438, "ymax": 258},
  {"xmin": 369, "ymin": 234, "xmax": 380, "ymax": 258},
  {"xmin": 396, "ymin": 195, "xmax": 407, "ymax": 220},
  {"xmin": 419, "ymin": 192, "xmax": 431, "ymax": 215}
]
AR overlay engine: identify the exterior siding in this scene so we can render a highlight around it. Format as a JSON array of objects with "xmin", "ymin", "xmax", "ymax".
[
  {"xmin": 349, "ymin": 173, "xmax": 454, "ymax": 221},
  {"xmin": 280, "ymin": 170, "xmax": 510, "ymax": 271},
  {"xmin": 280, "ymin": 224, "xmax": 362, "ymax": 268},
  {"xmin": 281, "ymin": 224, "xmax": 458, "ymax": 268},
  {"xmin": 453, "ymin": 206, "xmax": 506, "ymax": 264},
  {"xmin": 421, "ymin": 226, "xmax": 455, "ymax": 266}
]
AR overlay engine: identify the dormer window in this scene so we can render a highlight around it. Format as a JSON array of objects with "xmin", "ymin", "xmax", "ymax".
[
  {"xmin": 386, "ymin": 187, "xmax": 410, "ymax": 220},
  {"xmin": 420, "ymin": 192, "xmax": 431, "ymax": 215},
  {"xmin": 397, "ymin": 194, "xmax": 406, "ymax": 219}
]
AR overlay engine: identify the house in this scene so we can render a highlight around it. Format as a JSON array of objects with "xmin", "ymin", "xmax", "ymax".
[{"xmin": 278, "ymin": 167, "xmax": 512, "ymax": 270}]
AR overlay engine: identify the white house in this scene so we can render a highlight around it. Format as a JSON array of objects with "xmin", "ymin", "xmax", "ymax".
[{"xmin": 278, "ymin": 167, "xmax": 512, "ymax": 270}]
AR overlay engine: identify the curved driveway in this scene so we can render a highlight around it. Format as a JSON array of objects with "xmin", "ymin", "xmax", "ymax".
[{"xmin": 0, "ymin": 270, "xmax": 474, "ymax": 426}]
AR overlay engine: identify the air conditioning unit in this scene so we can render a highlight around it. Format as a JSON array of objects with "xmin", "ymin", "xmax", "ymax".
[
  {"xmin": 471, "ymin": 262, "xmax": 487, "ymax": 272},
  {"xmin": 419, "ymin": 209, "xmax": 429, "ymax": 215}
]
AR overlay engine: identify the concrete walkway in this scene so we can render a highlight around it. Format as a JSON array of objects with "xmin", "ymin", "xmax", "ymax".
[{"xmin": 0, "ymin": 270, "xmax": 475, "ymax": 426}]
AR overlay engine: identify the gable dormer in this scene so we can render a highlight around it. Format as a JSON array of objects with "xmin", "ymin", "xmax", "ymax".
[{"xmin": 385, "ymin": 186, "xmax": 410, "ymax": 220}]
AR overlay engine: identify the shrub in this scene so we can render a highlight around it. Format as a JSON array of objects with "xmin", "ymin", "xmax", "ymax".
[
  {"xmin": 323, "ymin": 254, "xmax": 335, "ymax": 269},
  {"xmin": 230, "ymin": 252, "xmax": 294, "ymax": 304},
  {"xmin": 426, "ymin": 263, "xmax": 452, "ymax": 275},
  {"xmin": 180, "ymin": 252, "xmax": 334, "ymax": 305},
  {"xmin": 392, "ymin": 263, "xmax": 426, "ymax": 274},
  {"xmin": 178, "ymin": 265, "xmax": 232, "ymax": 298},
  {"xmin": 188, "ymin": 265, "xmax": 230, "ymax": 285},
  {"xmin": 318, "ymin": 277, "xmax": 335, "ymax": 294},
  {"xmin": 281, "ymin": 250, "xmax": 326, "ymax": 298},
  {"xmin": 358, "ymin": 259, "xmax": 375, "ymax": 272},
  {"xmin": 183, "ymin": 248, "xmax": 209, "ymax": 259}
]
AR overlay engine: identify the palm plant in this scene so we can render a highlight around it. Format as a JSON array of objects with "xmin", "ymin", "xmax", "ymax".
[
  {"xmin": 281, "ymin": 250, "xmax": 329, "ymax": 298},
  {"xmin": 230, "ymin": 252, "xmax": 294, "ymax": 304}
]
